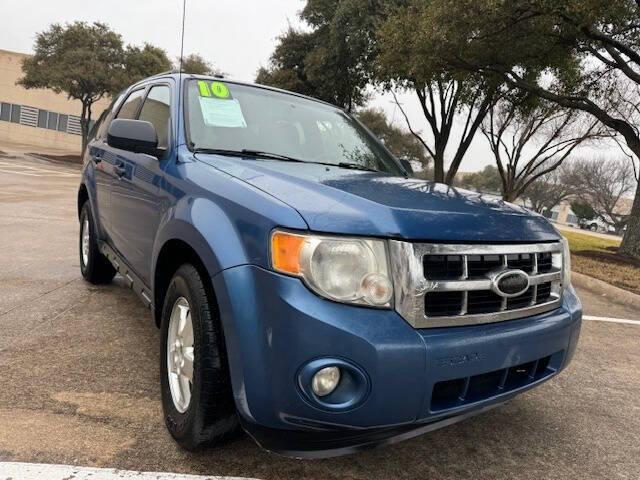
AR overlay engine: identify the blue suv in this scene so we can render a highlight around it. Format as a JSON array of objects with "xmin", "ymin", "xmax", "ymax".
[{"xmin": 78, "ymin": 73, "xmax": 582, "ymax": 458}]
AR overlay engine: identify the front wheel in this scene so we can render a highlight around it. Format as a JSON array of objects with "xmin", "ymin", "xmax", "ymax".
[
  {"xmin": 160, "ymin": 264, "xmax": 237, "ymax": 450},
  {"xmin": 79, "ymin": 202, "xmax": 116, "ymax": 284}
]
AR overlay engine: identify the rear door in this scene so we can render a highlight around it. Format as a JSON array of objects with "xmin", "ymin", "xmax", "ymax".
[
  {"xmin": 109, "ymin": 83, "xmax": 172, "ymax": 284},
  {"xmin": 85, "ymin": 94, "xmax": 123, "ymax": 239}
]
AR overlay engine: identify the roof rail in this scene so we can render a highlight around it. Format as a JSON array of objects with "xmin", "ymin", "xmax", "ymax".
[{"xmin": 148, "ymin": 69, "xmax": 181, "ymax": 78}]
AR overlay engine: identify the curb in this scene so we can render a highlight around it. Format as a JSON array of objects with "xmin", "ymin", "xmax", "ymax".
[{"xmin": 571, "ymin": 271, "xmax": 640, "ymax": 310}]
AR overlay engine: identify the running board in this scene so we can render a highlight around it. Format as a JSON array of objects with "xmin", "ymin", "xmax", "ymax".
[{"xmin": 99, "ymin": 241, "xmax": 153, "ymax": 310}]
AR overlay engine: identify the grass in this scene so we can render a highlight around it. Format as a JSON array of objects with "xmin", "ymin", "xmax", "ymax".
[{"xmin": 562, "ymin": 230, "xmax": 640, "ymax": 295}]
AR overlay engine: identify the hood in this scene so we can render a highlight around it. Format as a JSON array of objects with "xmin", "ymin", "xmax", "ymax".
[{"xmin": 196, "ymin": 155, "xmax": 560, "ymax": 242}]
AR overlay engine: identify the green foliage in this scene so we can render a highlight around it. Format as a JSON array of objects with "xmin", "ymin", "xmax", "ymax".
[
  {"xmin": 19, "ymin": 22, "xmax": 125, "ymax": 105},
  {"xmin": 356, "ymin": 108, "xmax": 429, "ymax": 168},
  {"xmin": 376, "ymin": 4, "xmax": 502, "ymax": 184},
  {"xmin": 19, "ymin": 21, "xmax": 172, "ymax": 152},
  {"xmin": 122, "ymin": 44, "xmax": 172, "ymax": 89},
  {"xmin": 571, "ymin": 201, "xmax": 597, "ymax": 222},
  {"xmin": 256, "ymin": 0, "xmax": 383, "ymax": 110},
  {"xmin": 456, "ymin": 165, "xmax": 502, "ymax": 194},
  {"xmin": 178, "ymin": 54, "xmax": 219, "ymax": 75}
]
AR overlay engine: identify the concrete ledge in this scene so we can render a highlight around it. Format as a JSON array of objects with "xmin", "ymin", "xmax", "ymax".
[{"xmin": 572, "ymin": 271, "xmax": 640, "ymax": 310}]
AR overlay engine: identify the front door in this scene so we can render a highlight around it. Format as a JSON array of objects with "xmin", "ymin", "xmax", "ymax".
[{"xmin": 109, "ymin": 84, "xmax": 172, "ymax": 285}]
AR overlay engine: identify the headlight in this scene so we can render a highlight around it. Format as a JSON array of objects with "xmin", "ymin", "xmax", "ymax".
[
  {"xmin": 271, "ymin": 230, "xmax": 393, "ymax": 307},
  {"xmin": 560, "ymin": 236, "xmax": 571, "ymax": 287}
]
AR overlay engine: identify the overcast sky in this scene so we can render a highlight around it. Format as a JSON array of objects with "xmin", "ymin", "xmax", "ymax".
[{"xmin": 2, "ymin": 0, "xmax": 612, "ymax": 172}]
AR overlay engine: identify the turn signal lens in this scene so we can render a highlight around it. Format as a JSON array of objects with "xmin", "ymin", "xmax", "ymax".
[{"xmin": 271, "ymin": 231, "xmax": 305, "ymax": 275}]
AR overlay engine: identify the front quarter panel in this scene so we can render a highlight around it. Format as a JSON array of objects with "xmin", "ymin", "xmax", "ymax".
[{"xmin": 151, "ymin": 154, "xmax": 308, "ymax": 285}]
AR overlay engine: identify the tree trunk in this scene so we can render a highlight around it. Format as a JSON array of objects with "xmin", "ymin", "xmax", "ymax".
[
  {"xmin": 433, "ymin": 156, "xmax": 445, "ymax": 183},
  {"xmin": 619, "ymin": 188, "xmax": 640, "ymax": 258},
  {"xmin": 80, "ymin": 101, "xmax": 92, "ymax": 156}
]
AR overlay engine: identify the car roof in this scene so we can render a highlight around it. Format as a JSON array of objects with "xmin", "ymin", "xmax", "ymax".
[{"xmin": 130, "ymin": 72, "xmax": 341, "ymax": 110}]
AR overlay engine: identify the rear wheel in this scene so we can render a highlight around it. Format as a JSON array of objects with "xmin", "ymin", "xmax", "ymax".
[
  {"xmin": 589, "ymin": 224, "xmax": 598, "ymax": 232},
  {"xmin": 160, "ymin": 264, "xmax": 237, "ymax": 450},
  {"xmin": 79, "ymin": 202, "xmax": 116, "ymax": 284}
]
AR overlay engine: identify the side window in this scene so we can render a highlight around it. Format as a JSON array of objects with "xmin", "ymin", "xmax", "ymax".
[
  {"xmin": 94, "ymin": 92, "xmax": 125, "ymax": 141},
  {"xmin": 138, "ymin": 85, "xmax": 171, "ymax": 149},
  {"xmin": 116, "ymin": 89, "xmax": 145, "ymax": 120}
]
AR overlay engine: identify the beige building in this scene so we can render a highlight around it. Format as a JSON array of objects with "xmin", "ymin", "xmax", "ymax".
[{"xmin": 0, "ymin": 49, "xmax": 111, "ymax": 154}]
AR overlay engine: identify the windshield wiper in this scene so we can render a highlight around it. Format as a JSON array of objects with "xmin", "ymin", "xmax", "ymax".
[
  {"xmin": 193, "ymin": 147, "xmax": 381, "ymax": 172},
  {"xmin": 192, "ymin": 147, "xmax": 306, "ymax": 163},
  {"xmin": 336, "ymin": 162, "xmax": 380, "ymax": 173}
]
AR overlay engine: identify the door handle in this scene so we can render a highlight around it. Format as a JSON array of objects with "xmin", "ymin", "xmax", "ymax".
[{"xmin": 115, "ymin": 164, "xmax": 126, "ymax": 178}]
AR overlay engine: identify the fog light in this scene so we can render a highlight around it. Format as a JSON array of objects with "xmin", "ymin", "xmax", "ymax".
[{"xmin": 311, "ymin": 366, "xmax": 340, "ymax": 397}]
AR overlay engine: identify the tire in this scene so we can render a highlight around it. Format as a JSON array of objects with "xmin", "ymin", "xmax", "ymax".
[
  {"xmin": 589, "ymin": 224, "xmax": 598, "ymax": 232},
  {"xmin": 79, "ymin": 202, "xmax": 116, "ymax": 284},
  {"xmin": 160, "ymin": 264, "xmax": 237, "ymax": 450}
]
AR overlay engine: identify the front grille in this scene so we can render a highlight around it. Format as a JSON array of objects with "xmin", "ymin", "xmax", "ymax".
[
  {"xmin": 390, "ymin": 241, "xmax": 565, "ymax": 328},
  {"xmin": 430, "ymin": 352, "xmax": 560, "ymax": 412}
]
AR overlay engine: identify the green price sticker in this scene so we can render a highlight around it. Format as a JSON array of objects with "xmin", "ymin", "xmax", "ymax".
[
  {"xmin": 210, "ymin": 81, "xmax": 230, "ymax": 99},
  {"xmin": 197, "ymin": 80, "xmax": 211, "ymax": 97}
]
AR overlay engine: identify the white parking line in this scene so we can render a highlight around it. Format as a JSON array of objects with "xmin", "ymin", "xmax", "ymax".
[
  {"xmin": 0, "ymin": 160, "xmax": 77, "ymax": 177},
  {"xmin": 583, "ymin": 315, "xmax": 640, "ymax": 326},
  {"xmin": 0, "ymin": 462, "xmax": 261, "ymax": 480}
]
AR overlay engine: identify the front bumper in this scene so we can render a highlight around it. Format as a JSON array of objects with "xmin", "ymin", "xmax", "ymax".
[{"xmin": 212, "ymin": 265, "xmax": 582, "ymax": 458}]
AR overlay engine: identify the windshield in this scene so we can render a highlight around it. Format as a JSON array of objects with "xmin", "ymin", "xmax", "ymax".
[{"xmin": 185, "ymin": 79, "xmax": 403, "ymax": 174}]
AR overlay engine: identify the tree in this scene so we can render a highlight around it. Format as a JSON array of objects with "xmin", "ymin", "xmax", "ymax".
[
  {"xmin": 383, "ymin": 0, "xmax": 640, "ymax": 255},
  {"xmin": 387, "ymin": 80, "xmax": 498, "ymax": 185},
  {"xmin": 356, "ymin": 108, "xmax": 429, "ymax": 170},
  {"xmin": 571, "ymin": 201, "xmax": 597, "ymax": 224},
  {"xmin": 19, "ymin": 22, "xmax": 125, "ymax": 153},
  {"xmin": 568, "ymin": 156, "xmax": 636, "ymax": 233},
  {"xmin": 19, "ymin": 22, "xmax": 172, "ymax": 153},
  {"xmin": 177, "ymin": 54, "xmax": 219, "ymax": 75},
  {"xmin": 481, "ymin": 98, "xmax": 603, "ymax": 201},
  {"xmin": 377, "ymin": 4, "xmax": 508, "ymax": 184},
  {"xmin": 120, "ymin": 44, "xmax": 172, "ymax": 90},
  {"xmin": 456, "ymin": 165, "xmax": 502, "ymax": 194},
  {"xmin": 524, "ymin": 165, "xmax": 575, "ymax": 215},
  {"xmin": 256, "ymin": 0, "xmax": 380, "ymax": 110}
]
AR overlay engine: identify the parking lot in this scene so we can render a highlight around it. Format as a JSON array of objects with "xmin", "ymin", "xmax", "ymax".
[{"xmin": 0, "ymin": 153, "xmax": 638, "ymax": 480}]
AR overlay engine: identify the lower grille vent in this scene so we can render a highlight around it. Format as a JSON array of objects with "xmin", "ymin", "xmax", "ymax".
[{"xmin": 430, "ymin": 352, "xmax": 560, "ymax": 412}]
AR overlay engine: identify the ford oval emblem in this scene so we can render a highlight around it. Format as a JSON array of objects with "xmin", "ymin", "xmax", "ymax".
[{"xmin": 490, "ymin": 269, "xmax": 530, "ymax": 298}]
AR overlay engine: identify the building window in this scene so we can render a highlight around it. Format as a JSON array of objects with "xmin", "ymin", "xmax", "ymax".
[
  {"xmin": 0, "ymin": 103, "xmax": 10, "ymax": 122},
  {"xmin": 550, "ymin": 211, "xmax": 559, "ymax": 220},
  {"xmin": 58, "ymin": 114, "xmax": 68, "ymax": 132},
  {"xmin": 0, "ymin": 100, "xmax": 85, "ymax": 136},
  {"xmin": 37, "ymin": 110, "xmax": 48, "ymax": 128},
  {"xmin": 567, "ymin": 214, "xmax": 578, "ymax": 224},
  {"xmin": 47, "ymin": 112, "xmax": 59, "ymax": 130},
  {"xmin": 10, "ymin": 104, "xmax": 21, "ymax": 123}
]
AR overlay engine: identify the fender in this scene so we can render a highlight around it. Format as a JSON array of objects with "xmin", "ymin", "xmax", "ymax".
[{"xmin": 151, "ymin": 176, "xmax": 309, "ymax": 293}]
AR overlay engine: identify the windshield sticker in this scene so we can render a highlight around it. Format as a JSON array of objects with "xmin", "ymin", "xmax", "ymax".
[
  {"xmin": 210, "ymin": 81, "xmax": 231, "ymax": 99},
  {"xmin": 197, "ymin": 80, "xmax": 211, "ymax": 97},
  {"xmin": 198, "ymin": 97, "xmax": 247, "ymax": 128},
  {"xmin": 197, "ymin": 80, "xmax": 232, "ymax": 99}
]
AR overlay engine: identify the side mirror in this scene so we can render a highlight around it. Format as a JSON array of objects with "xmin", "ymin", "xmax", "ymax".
[
  {"xmin": 107, "ymin": 119, "xmax": 160, "ymax": 157},
  {"xmin": 399, "ymin": 158, "xmax": 414, "ymax": 176}
]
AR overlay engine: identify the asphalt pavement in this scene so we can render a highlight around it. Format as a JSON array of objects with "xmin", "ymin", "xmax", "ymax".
[{"xmin": 0, "ymin": 153, "xmax": 638, "ymax": 480}]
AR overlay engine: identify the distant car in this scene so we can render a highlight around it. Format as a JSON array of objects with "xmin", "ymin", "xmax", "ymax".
[
  {"xmin": 580, "ymin": 217, "xmax": 616, "ymax": 234},
  {"xmin": 77, "ymin": 73, "xmax": 582, "ymax": 458}
]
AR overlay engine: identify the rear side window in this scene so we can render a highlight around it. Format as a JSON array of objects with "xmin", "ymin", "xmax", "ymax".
[
  {"xmin": 138, "ymin": 85, "xmax": 171, "ymax": 149},
  {"xmin": 116, "ymin": 89, "xmax": 145, "ymax": 120},
  {"xmin": 92, "ymin": 92, "xmax": 125, "ymax": 141}
]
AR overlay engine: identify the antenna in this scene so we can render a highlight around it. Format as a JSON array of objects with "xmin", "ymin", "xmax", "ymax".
[{"xmin": 176, "ymin": 0, "xmax": 187, "ymax": 151}]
